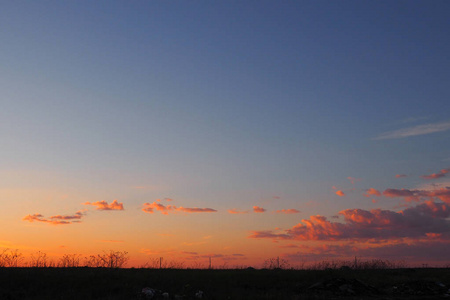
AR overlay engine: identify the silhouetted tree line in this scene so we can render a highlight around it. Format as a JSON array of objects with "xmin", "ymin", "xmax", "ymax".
[
  {"xmin": 1, "ymin": 249, "xmax": 447, "ymax": 269},
  {"xmin": 0, "ymin": 249, "xmax": 129, "ymax": 268}
]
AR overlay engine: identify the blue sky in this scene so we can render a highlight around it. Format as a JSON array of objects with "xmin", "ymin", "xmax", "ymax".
[{"xmin": 1, "ymin": 1, "xmax": 450, "ymax": 266}]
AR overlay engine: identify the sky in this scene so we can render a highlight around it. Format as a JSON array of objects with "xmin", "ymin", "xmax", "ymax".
[{"xmin": 1, "ymin": 1, "xmax": 450, "ymax": 268}]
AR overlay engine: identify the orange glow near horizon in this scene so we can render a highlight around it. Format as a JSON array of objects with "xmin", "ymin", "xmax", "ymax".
[{"xmin": 3, "ymin": 165, "xmax": 450, "ymax": 268}]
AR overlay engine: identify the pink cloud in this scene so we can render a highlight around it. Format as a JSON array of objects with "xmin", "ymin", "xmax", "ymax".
[
  {"xmin": 274, "ymin": 209, "xmax": 300, "ymax": 214},
  {"xmin": 382, "ymin": 188, "xmax": 450, "ymax": 203},
  {"xmin": 428, "ymin": 188, "xmax": 450, "ymax": 203},
  {"xmin": 383, "ymin": 188, "xmax": 420, "ymax": 202},
  {"xmin": 421, "ymin": 168, "xmax": 450, "ymax": 180},
  {"xmin": 335, "ymin": 190, "xmax": 345, "ymax": 197},
  {"xmin": 395, "ymin": 174, "xmax": 407, "ymax": 178},
  {"xmin": 142, "ymin": 202, "xmax": 217, "ymax": 214},
  {"xmin": 248, "ymin": 230, "xmax": 291, "ymax": 240},
  {"xmin": 364, "ymin": 188, "xmax": 381, "ymax": 197},
  {"xmin": 249, "ymin": 201, "xmax": 450, "ymax": 241},
  {"xmin": 23, "ymin": 210, "xmax": 86, "ymax": 225},
  {"xmin": 253, "ymin": 206, "xmax": 266, "ymax": 213},
  {"xmin": 84, "ymin": 200, "xmax": 124, "ymax": 211},
  {"xmin": 49, "ymin": 210, "xmax": 87, "ymax": 220}
]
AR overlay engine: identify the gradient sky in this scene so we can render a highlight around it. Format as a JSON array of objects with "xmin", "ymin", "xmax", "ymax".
[{"xmin": 1, "ymin": 1, "xmax": 450, "ymax": 267}]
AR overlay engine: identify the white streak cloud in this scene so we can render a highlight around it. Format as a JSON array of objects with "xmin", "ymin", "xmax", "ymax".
[{"xmin": 374, "ymin": 121, "xmax": 450, "ymax": 140}]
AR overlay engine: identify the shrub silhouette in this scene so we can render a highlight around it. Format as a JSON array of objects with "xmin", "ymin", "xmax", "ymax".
[
  {"xmin": 59, "ymin": 254, "xmax": 82, "ymax": 267},
  {"xmin": 84, "ymin": 250, "xmax": 129, "ymax": 268},
  {"xmin": 0, "ymin": 249, "xmax": 23, "ymax": 267},
  {"xmin": 263, "ymin": 257, "xmax": 290, "ymax": 269}
]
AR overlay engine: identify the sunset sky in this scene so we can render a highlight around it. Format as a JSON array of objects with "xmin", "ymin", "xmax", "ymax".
[{"xmin": 1, "ymin": 1, "xmax": 450, "ymax": 267}]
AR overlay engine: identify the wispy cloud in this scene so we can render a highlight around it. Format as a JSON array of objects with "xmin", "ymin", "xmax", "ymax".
[
  {"xmin": 142, "ymin": 201, "xmax": 217, "ymax": 214},
  {"xmin": 274, "ymin": 209, "xmax": 301, "ymax": 214},
  {"xmin": 83, "ymin": 200, "xmax": 124, "ymax": 211},
  {"xmin": 421, "ymin": 168, "xmax": 450, "ymax": 180},
  {"xmin": 23, "ymin": 210, "xmax": 87, "ymax": 225},
  {"xmin": 374, "ymin": 121, "xmax": 450, "ymax": 140},
  {"xmin": 383, "ymin": 188, "xmax": 450, "ymax": 203},
  {"xmin": 178, "ymin": 207, "xmax": 217, "ymax": 213},
  {"xmin": 396, "ymin": 174, "xmax": 408, "ymax": 178}
]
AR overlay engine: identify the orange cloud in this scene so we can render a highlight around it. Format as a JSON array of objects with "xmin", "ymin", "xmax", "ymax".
[
  {"xmin": 275, "ymin": 209, "xmax": 300, "ymax": 214},
  {"xmin": 84, "ymin": 200, "xmax": 124, "ymax": 210},
  {"xmin": 364, "ymin": 188, "xmax": 381, "ymax": 197},
  {"xmin": 23, "ymin": 210, "xmax": 86, "ymax": 225},
  {"xmin": 253, "ymin": 206, "xmax": 266, "ymax": 213},
  {"xmin": 142, "ymin": 202, "xmax": 217, "ymax": 214},
  {"xmin": 142, "ymin": 201, "xmax": 176, "ymax": 214},
  {"xmin": 421, "ymin": 168, "xmax": 450, "ymax": 180},
  {"xmin": 227, "ymin": 209, "xmax": 249, "ymax": 214},
  {"xmin": 335, "ymin": 190, "xmax": 345, "ymax": 197}
]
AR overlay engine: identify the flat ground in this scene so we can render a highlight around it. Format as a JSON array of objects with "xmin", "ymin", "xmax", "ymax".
[{"xmin": 0, "ymin": 267, "xmax": 449, "ymax": 299}]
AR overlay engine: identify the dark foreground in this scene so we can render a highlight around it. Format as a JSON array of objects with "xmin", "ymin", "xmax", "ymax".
[{"xmin": 0, "ymin": 267, "xmax": 449, "ymax": 299}]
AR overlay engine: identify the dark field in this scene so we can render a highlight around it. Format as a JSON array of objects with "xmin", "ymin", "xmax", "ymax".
[{"xmin": 0, "ymin": 267, "xmax": 449, "ymax": 299}]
